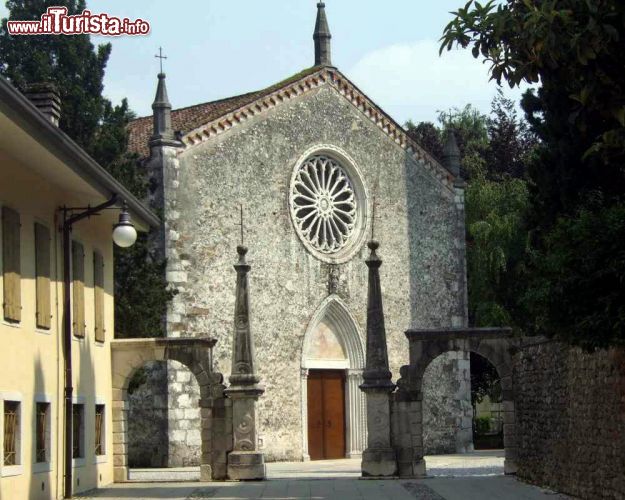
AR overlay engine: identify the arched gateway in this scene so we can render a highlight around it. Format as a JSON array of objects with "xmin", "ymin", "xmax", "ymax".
[
  {"xmin": 393, "ymin": 327, "xmax": 518, "ymax": 477},
  {"xmin": 110, "ymin": 337, "xmax": 230, "ymax": 482}
]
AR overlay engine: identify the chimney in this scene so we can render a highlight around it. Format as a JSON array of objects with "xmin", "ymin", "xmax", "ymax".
[{"xmin": 23, "ymin": 82, "xmax": 61, "ymax": 126}]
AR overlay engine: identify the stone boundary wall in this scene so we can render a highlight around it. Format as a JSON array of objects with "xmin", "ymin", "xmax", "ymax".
[{"xmin": 514, "ymin": 341, "xmax": 625, "ymax": 499}]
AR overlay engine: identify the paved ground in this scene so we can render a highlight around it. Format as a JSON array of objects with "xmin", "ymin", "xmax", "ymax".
[{"xmin": 77, "ymin": 452, "xmax": 571, "ymax": 500}]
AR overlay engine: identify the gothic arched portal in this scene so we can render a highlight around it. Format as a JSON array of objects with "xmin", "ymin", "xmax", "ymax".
[{"xmin": 300, "ymin": 296, "xmax": 367, "ymax": 460}]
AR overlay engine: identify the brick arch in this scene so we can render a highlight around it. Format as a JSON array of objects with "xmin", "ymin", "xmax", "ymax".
[
  {"xmin": 110, "ymin": 338, "xmax": 231, "ymax": 482},
  {"xmin": 394, "ymin": 328, "xmax": 518, "ymax": 477}
]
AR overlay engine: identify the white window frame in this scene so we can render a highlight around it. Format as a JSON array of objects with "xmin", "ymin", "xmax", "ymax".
[
  {"xmin": 32, "ymin": 394, "xmax": 53, "ymax": 473},
  {"xmin": 1, "ymin": 391, "xmax": 24, "ymax": 477}
]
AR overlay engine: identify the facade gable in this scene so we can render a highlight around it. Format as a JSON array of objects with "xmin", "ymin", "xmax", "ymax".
[
  {"xmin": 180, "ymin": 68, "xmax": 454, "ymax": 191},
  {"xmin": 130, "ymin": 67, "xmax": 456, "ymax": 192}
]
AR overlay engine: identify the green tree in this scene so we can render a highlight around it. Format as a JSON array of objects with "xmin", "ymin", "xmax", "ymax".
[
  {"xmin": 405, "ymin": 120, "xmax": 444, "ymax": 160},
  {"xmin": 0, "ymin": 0, "xmax": 172, "ymax": 338},
  {"xmin": 0, "ymin": 0, "xmax": 110, "ymax": 156},
  {"xmin": 486, "ymin": 90, "xmax": 536, "ymax": 179},
  {"xmin": 441, "ymin": 0, "xmax": 625, "ymax": 348},
  {"xmin": 408, "ymin": 98, "xmax": 533, "ymax": 328},
  {"xmin": 466, "ymin": 171, "xmax": 530, "ymax": 327}
]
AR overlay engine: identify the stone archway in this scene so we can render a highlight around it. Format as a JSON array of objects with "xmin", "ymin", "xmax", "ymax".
[
  {"xmin": 394, "ymin": 327, "xmax": 517, "ymax": 477},
  {"xmin": 110, "ymin": 337, "xmax": 230, "ymax": 482},
  {"xmin": 300, "ymin": 296, "xmax": 367, "ymax": 460}
]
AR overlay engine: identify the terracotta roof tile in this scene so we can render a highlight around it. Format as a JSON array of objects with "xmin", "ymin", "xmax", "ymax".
[{"xmin": 128, "ymin": 66, "xmax": 324, "ymax": 158}]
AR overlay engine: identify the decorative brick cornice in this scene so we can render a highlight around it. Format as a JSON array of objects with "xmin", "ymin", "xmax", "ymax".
[{"xmin": 180, "ymin": 68, "xmax": 455, "ymax": 190}]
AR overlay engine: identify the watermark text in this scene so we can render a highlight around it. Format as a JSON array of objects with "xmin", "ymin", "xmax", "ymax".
[{"xmin": 7, "ymin": 7, "xmax": 150, "ymax": 36}]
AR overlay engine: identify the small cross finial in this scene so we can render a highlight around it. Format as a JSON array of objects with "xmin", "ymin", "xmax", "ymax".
[
  {"xmin": 236, "ymin": 204, "xmax": 245, "ymax": 246},
  {"xmin": 155, "ymin": 47, "xmax": 167, "ymax": 74},
  {"xmin": 371, "ymin": 196, "xmax": 381, "ymax": 241}
]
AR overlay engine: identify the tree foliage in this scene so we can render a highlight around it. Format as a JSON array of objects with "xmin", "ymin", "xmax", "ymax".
[
  {"xmin": 441, "ymin": 0, "xmax": 625, "ymax": 348},
  {"xmin": 486, "ymin": 90, "xmax": 536, "ymax": 179},
  {"xmin": 470, "ymin": 352, "xmax": 501, "ymax": 406},
  {"xmin": 405, "ymin": 120, "xmax": 444, "ymax": 161},
  {"xmin": 0, "ymin": 0, "xmax": 172, "ymax": 338},
  {"xmin": 408, "ymin": 97, "xmax": 535, "ymax": 329},
  {"xmin": 0, "ymin": 0, "xmax": 110, "ymax": 155}
]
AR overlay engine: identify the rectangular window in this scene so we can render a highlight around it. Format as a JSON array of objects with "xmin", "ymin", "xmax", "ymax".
[
  {"xmin": 72, "ymin": 404, "xmax": 84, "ymax": 458},
  {"xmin": 35, "ymin": 402, "xmax": 50, "ymax": 463},
  {"xmin": 93, "ymin": 252, "xmax": 105, "ymax": 343},
  {"xmin": 3, "ymin": 401, "xmax": 20, "ymax": 465},
  {"xmin": 2, "ymin": 207, "xmax": 21, "ymax": 322},
  {"xmin": 35, "ymin": 223, "xmax": 51, "ymax": 329},
  {"xmin": 94, "ymin": 405, "xmax": 105, "ymax": 455},
  {"xmin": 72, "ymin": 241, "xmax": 85, "ymax": 338}
]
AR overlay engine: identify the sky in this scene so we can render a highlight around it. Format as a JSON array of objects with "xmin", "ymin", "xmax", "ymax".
[{"xmin": 2, "ymin": 0, "xmax": 525, "ymax": 125}]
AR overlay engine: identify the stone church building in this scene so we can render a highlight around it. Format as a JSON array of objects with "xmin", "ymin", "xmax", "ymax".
[{"xmin": 127, "ymin": 2, "xmax": 472, "ymax": 465}]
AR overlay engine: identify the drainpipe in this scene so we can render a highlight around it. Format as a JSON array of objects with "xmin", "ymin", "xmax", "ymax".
[{"xmin": 62, "ymin": 195, "xmax": 118, "ymax": 498}]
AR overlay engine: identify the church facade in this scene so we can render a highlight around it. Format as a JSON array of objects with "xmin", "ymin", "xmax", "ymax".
[{"xmin": 128, "ymin": 2, "xmax": 472, "ymax": 464}]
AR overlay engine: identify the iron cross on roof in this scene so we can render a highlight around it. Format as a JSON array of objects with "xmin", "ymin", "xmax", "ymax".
[{"xmin": 155, "ymin": 47, "xmax": 167, "ymax": 74}]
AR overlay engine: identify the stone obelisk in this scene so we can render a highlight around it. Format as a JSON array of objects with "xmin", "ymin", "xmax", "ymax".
[
  {"xmin": 360, "ymin": 240, "xmax": 397, "ymax": 477},
  {"xmin": 225, "ymin": 246, "xmax": 266, "ymax": 480}
]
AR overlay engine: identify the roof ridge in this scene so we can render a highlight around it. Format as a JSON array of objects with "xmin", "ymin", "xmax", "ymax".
[
  {"xmin": 130, "ymin": 90, "xmax": 263, "ymax": 123},
  {"xmin": 130, "ymin": 66, "xmax": 325, "ymax": 124}
]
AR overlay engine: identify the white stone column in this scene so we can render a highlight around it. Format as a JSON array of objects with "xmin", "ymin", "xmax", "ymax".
[
  {"xmin": 346, "ymin": 369, "xmax": 365, "ymax": 457},
  {"xmin": 300, "ymin": 368, "xmax": 310, "ymax": 461}
]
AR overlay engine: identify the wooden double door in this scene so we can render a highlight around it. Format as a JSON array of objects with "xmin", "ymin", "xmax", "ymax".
[{"xmin": 307, "ymin": 370, "xmax": 346, "ymax": 460}]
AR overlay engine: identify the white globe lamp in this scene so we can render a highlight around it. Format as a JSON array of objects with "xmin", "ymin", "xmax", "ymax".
[{"xmin": 112, "ymin": 206, "xmax": 137, "ymax": 248}]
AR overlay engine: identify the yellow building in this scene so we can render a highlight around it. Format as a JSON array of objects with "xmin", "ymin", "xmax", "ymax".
[{"xmin": 0, "ymin": 77, "xmax": 158, "ymax": 499}]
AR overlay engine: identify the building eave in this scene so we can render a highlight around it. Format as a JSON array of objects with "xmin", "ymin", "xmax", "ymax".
[{"xmin": 0, "ymin": 76, "xmax": 160, "ymax": 230}]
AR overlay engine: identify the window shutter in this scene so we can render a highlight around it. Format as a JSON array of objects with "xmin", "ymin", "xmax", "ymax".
[
  {"xmin": 72, "ymin": 241, "xmax": 85, "ymax": 338},
  {"xmin": 93, "ymin": 251, "xmax": 105, "ymax": 343},
  {"xmin": 2, "ymin": 207, "xmax": 21, "ymax": 322},
  {"xmin": 35, "ymin": 223, "xmax": 51, "ymax": 329}
]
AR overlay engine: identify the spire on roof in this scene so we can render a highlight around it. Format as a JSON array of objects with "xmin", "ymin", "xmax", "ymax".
[
  {"xmin": 150, "ymin": 72, "xmax": 175, "ymax": 145},
  {"xmin": 313, "ymin": 2, "xmax": 332, "ymax": 67},
  {"xmin": 442, "ymin": 129, "xmax": 461, "ymax": 178}
]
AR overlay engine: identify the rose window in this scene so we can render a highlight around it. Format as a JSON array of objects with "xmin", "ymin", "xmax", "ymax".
[{"xmin": 290, "ymin": 155, "xmax": 357, "ymax": 254}]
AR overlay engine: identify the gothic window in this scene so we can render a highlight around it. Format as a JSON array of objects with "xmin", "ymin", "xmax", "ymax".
[{"xmin": 290, "ymin": 149, "xmax": 367, "ymax": 263}]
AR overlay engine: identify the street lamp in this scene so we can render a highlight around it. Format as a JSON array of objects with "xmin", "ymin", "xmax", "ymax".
[
  {"xmin": 61, "ymin": 195, "xmax": 136, "ymax": 498},
  {"xmin": 112, "ymin": 204, "xmax": 138, "ymax": 248}
]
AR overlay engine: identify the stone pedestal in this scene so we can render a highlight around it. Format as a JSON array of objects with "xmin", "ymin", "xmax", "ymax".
[
  {"xmin": 225, "ymin": 389, "xmax": 265, "ymax": 480},
  {"xmin": 227, "ymin": 451, "xmax": 266, "ymax": 480},
  {"xmin": 361, "ymin": 388, "xmax": 397, "ymax": 477}
]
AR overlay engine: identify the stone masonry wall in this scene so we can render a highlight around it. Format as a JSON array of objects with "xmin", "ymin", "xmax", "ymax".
[
  {"xmin": 514, "ymin": 341, "xmax": 625, "ymax": 499},
  {"xmin": 151, "ymin": 83, "xmax": 470, "ymax": 461},
  {"xmin": 423, "ymin": 351, "xmax": 473, "ymax": 454}
]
